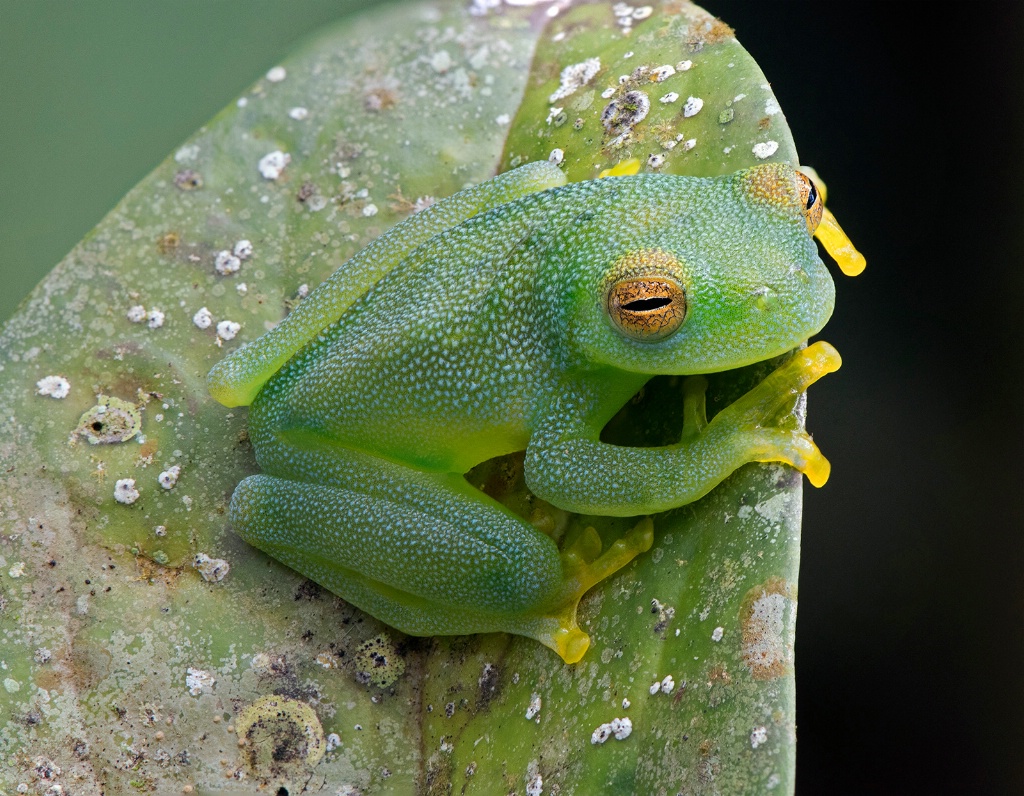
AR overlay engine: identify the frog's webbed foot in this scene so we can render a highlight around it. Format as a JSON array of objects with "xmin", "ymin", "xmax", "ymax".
[
  {"xmin": 526, "ymin": 518, "xmax": 654, "ymax": 664},
  {"xmin": 688, "ymin": 340, "xmax": 842, "ymax": 487}
]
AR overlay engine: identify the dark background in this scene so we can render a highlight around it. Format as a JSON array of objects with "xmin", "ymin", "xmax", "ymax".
[{"xmin": 2, "ymin": 2, "xmax": 1022, "ymax": 793}]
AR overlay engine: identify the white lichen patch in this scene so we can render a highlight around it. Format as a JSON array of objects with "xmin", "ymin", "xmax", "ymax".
[
  {"xmin": 659, "ymin": 91, "xmax": 679, "ymax": 104},
  {"xmin": 712, "ymin": 626, "xmax": 724, "ymax": 642},
  {"xmin": 265, "ymin": 65, "xmax": 287, "ymax": 83},
  {"xmin": 526, "ymin": 761, "xmax": 543, "ymax": 796},
  {"xmin": 751, "ymin": 725, "xmax": 768, "ymax": 749},
  {"xmin": 647, "ymin": 154, "xmax": 665, "ymax": 169},
  {"xmin": 326, "ymin": 732, "xmax": 341, "ymax": 751},
  {"xmin": 677, "ymin": 59, "xmax": 693, "ymax": 71},
  {"xmin": 622, "ymin": 697, "xmax": 631, "ymax": 709},
  {"xmin": 233, "ymin": 239, "xmax": 254, "ymax": 259},
  {"xmin": 158, "ymin": 465, "xmax": 180, "ymax": 490},
  {"xmin": 8, "ymin": 562, "xmax": 26, "ymax": 578},
  {"xmin": 146, "ymin": 308, "xmax": 165, "ymax": 329},
  {"xmin": 549, "ymin": 57, "xmax": 601, "ymax": 103},
  {"xmin": 548, "ymin": 148, "xmax": 564, "ymax": 165},
  {"xmin": 258, "ymin": 150, "xmax": 291, "ymax": 180},
  {"xmin": 650, "ymin": 64, "xmax": 675, "ymax": 82},
  {"xmin": 185, "ymin": 667, "xmax": 215, "ymax": 695},
  {"xmin": 753, "ymin": 140, "xmax": 780, "ymax": 159},
  {"xmin": 288, "ymin": 106, "xmax": 309, "ymax": 120},
  {"xmin": 525, "ymin": 693, "xmax": 542, "ymax": 720},
  {"xmin": 216, "ymin": 320, "xmax": 241, "ymax": 341},
  {"xmin": 362, "ymin": 203, "xmax": 379, "ymax": 217},
  {"xmin": 214, "ymin": 250, "xmax": 241, "ymax": 275},
  {"xmin": 36, "ymin": 375, "xmax": 70, "ymax": 399},
  {"xmin": 113, "ymin": 478, "xmax": 140, "ymax": 505},
  {"xmin": 126, "ymin": 304, "xmax": 147, "ymax": 323},
  {"xmin": 192, "ymin": 553, "xmax": 230, "ymax": 582},
  {"xmin": 591, "ymin": 716, "xmax": 632, "ymax": 744},
  {"xmin": 765, "ymin": 97, "xmax": 781, "ymax": 116},
  {"xmin": 192, "ymin": 306, "xmax": 213, "ymax": 330},
  {"xmin": 660, "ymin": 674, "xmax": 675, "ymax": 694},
  {"xmin": 682, "ymin": 96, "xmax": 704, "ymax": 117}
]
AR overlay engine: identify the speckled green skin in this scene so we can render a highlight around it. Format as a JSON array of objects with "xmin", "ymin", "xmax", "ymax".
[{"xmin": 210, "ymin": 161, "xmax": 836, "ymax": 661}]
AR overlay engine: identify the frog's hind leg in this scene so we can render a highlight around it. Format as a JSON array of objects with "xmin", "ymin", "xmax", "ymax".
[{"xmin": 229, "ymin": 445, "xmax": 644, "ymax": 663}]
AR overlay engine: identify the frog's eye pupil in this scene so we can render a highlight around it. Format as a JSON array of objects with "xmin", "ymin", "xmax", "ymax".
[
  {"xmin": 622, "ymin": 296, "xmax": 673, "ymax": 312},
  {"xmin": 805, "ymin": 180, "xmax": 818, "ymax": 210}
]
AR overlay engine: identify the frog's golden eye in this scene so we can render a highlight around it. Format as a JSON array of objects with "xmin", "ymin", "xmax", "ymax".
[
  {"xmin": 796, "ymin": 170, "xmax": 824, "ymax": 234},
  {"xmin": 607, "ymin": 277, "xmax": 687, "ymax": 342}
]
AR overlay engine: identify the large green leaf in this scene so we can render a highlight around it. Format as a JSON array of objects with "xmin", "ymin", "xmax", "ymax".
[{"xmin": 0, "ymin": 2, "xmax": 812, "ymax": 792}]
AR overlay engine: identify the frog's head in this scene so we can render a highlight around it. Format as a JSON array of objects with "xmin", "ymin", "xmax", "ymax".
[{"xmin": 572, "ymin": 163, "xmax": 837, "ymax": 375}]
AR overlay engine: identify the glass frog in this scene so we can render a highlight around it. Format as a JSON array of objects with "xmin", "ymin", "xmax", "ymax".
[{"xmin": 208, "ymin": 160, "xmax": 862, "ymax": 664}]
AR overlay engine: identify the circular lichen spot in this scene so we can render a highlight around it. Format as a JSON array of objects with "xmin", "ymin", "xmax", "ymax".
[
  {"xmin": 740, "ymin": 577, "xmax": 796, "ymax": 680},
  {"xmin": 353, "ymin": 633, "xmax": 405, "ymax": 689},
  {"xmin": 234, "ymin": 695, "xmax": 325, "ymax": 780},
  {"xmin": 75, "ymin": 395, "xmax": 142, "ymax": 444}
]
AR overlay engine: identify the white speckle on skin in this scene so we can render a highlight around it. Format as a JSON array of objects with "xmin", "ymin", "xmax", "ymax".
[
  {"xmin": 214, "ymin": 250, "xmax": 241, "ymax": 275},
  {"xmin": 236, "ymin": 283, "xmax": 248, "ymax": 295},
  {"xmin": 362, "ymin": 203, "xmax": 379, "ymax": 217},
  {"xmin": 677, "ymin": 59, "xmax": 693, "ymax": 71},
  {"xmin": 158, "ymin": 465, "xmax": 181, "ymax": 490},
  {"xmin": 622, "ymin": 697, "xmax": 631, "ymax": 709},
  {"xmin": 146, "ymin": 308, "xmax": 165, "ymax": 329},
  {"xmin": 548, "ymin": 148, "xmax": 564, "ymax": 165},
  {"xmin": 288, "ymin": 106, "xmax": 309, "ymax": 120},
  {"xmin": 549, "ymin": 57, "xmax": 601, "ymax": 102},
  {"xmin": 326, "ymin": 732, "xmax": 341, "ymax": 751},
  {"xmin": 546, "ymin": 106, "xmax": 564, "ymax": 125},
  {"xmin": 193, "ymin": 553, "xmax": 230, "ymax": 583},
  {"xmin": 233, "ymin": 239, "xmax": 254, "ymax": 259},
  {"xmin": 632, "ymin": 6, "xmax": 652, "ymax": 19},
  {"xmin": 126, "ymin": 305, "xmax": 147, "ymax": 323},
  {"xmin": 36, "ymin": 376, "xmax": 70, "ymax": 399},
  {"xmin": 734, "ymin": 93, "xmax": 747, "ymax": 102},
  {"xmin": 681, "ymin": 138, "xmax": 696, "ymax": 151},
  {"xmin": 192, "ymin": 307, "xmax": 213, "ymax": 330},
  {"xmin": 712, "ymin": 626, "xmax": 724, "ymax": 642},
  {"xmin": 296, "ymin": 284, "xmax": 310, "ymax": 300},
  {"xmin": 651, "ymin": 64, "xmax": 675, "ymax": 82},
  {"xmin": 660, "ymin": 674, "xmax": 675, "ymax": 694},
  {"xmin": 216, "ymin": 320, "xmax": 241, "ymax": 341},
  {"xmin": 8, "ymin": 562, "xmax": 25, "ymax": 578},
  {"xmin": 154, "ymin": 525, "xmax": 167, "ymax": 537},
  {"xmin": 751, "ymin": 725, "xmax": 768, "ymax": 749},
  {"xmin": 601, "ymin": 87, "xmax": 616, "ymax": 99},
  {"xmin": 765, "ymin": 97, "xmax": 781, "ymax": 115},
  {"xmin": 185, "ymin": 667, "xmax": 215, "ymax": 695},
  {"xmin": 647, "ymin": 154, "xmax": 665, "ymax": 169},
  {"xmin": 495, "ymin": 113, "xmax": 511, "ymax": 126},
  {"xmin": 682, "ymin": 96, "xmax": 704, "ymax": 117},
  {"xmin": 114, "ymin": 478, "xmax": 140, "ymax": 505},
  {"xmin": 659, "ymin": 91, "xmax": 679, "ymax": 104},
  {"xmin": 265, "ymin": 65, "xmax": 286, "ymax": 83},
  {"xmin": 753, "ymin": 140, "xmax": 780, "ymax": 159},
  {"xmin": 237, "ymin": 96, "xmax": 248, "ymax": 108},
  {"xmin": 258, "ymin": 150, "xmax": 291, "ymax": 180}
]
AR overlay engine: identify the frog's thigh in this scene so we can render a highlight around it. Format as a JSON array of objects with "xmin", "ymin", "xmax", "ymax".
[{"xmin": 230, "ymin": 468, "xmax": 567, "ymax": 635}]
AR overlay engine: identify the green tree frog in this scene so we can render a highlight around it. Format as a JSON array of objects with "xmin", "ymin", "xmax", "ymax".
[{"xmin": 208, "ymin": 161, "xmax": 860, "ymax": 664}]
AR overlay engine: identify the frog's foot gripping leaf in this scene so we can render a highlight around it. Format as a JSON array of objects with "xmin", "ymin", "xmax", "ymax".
[
  {"xmin": 524, "ymin": 519, "xmax": 654, "ymax": 664},
  {"xmin": 692, "ymin": 340, "xmax": 842, "ymax": 487}
]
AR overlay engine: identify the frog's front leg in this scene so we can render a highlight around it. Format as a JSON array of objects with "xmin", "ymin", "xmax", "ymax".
[
  {"xmin": 526, "ymin": 341, "xmax": 842, "ymax": 516},
  {"xmin": 230, "ymin": 443, "xmax": 651, "ymax": 663}
]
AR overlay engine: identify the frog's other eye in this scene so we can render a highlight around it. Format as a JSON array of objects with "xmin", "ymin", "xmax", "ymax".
[
  {"xmin": 606, "ymin": 276, "xmax": 687, "ymax": 342},
  {"xmin": 795, "ymin": 170, "xmax": 824, "ymax": 234}
]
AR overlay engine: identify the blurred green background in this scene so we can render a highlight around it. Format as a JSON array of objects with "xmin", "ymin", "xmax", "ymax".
[{"xmin": 3, "ymin": 2, "xmax": 1023, "ymax": 793}]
